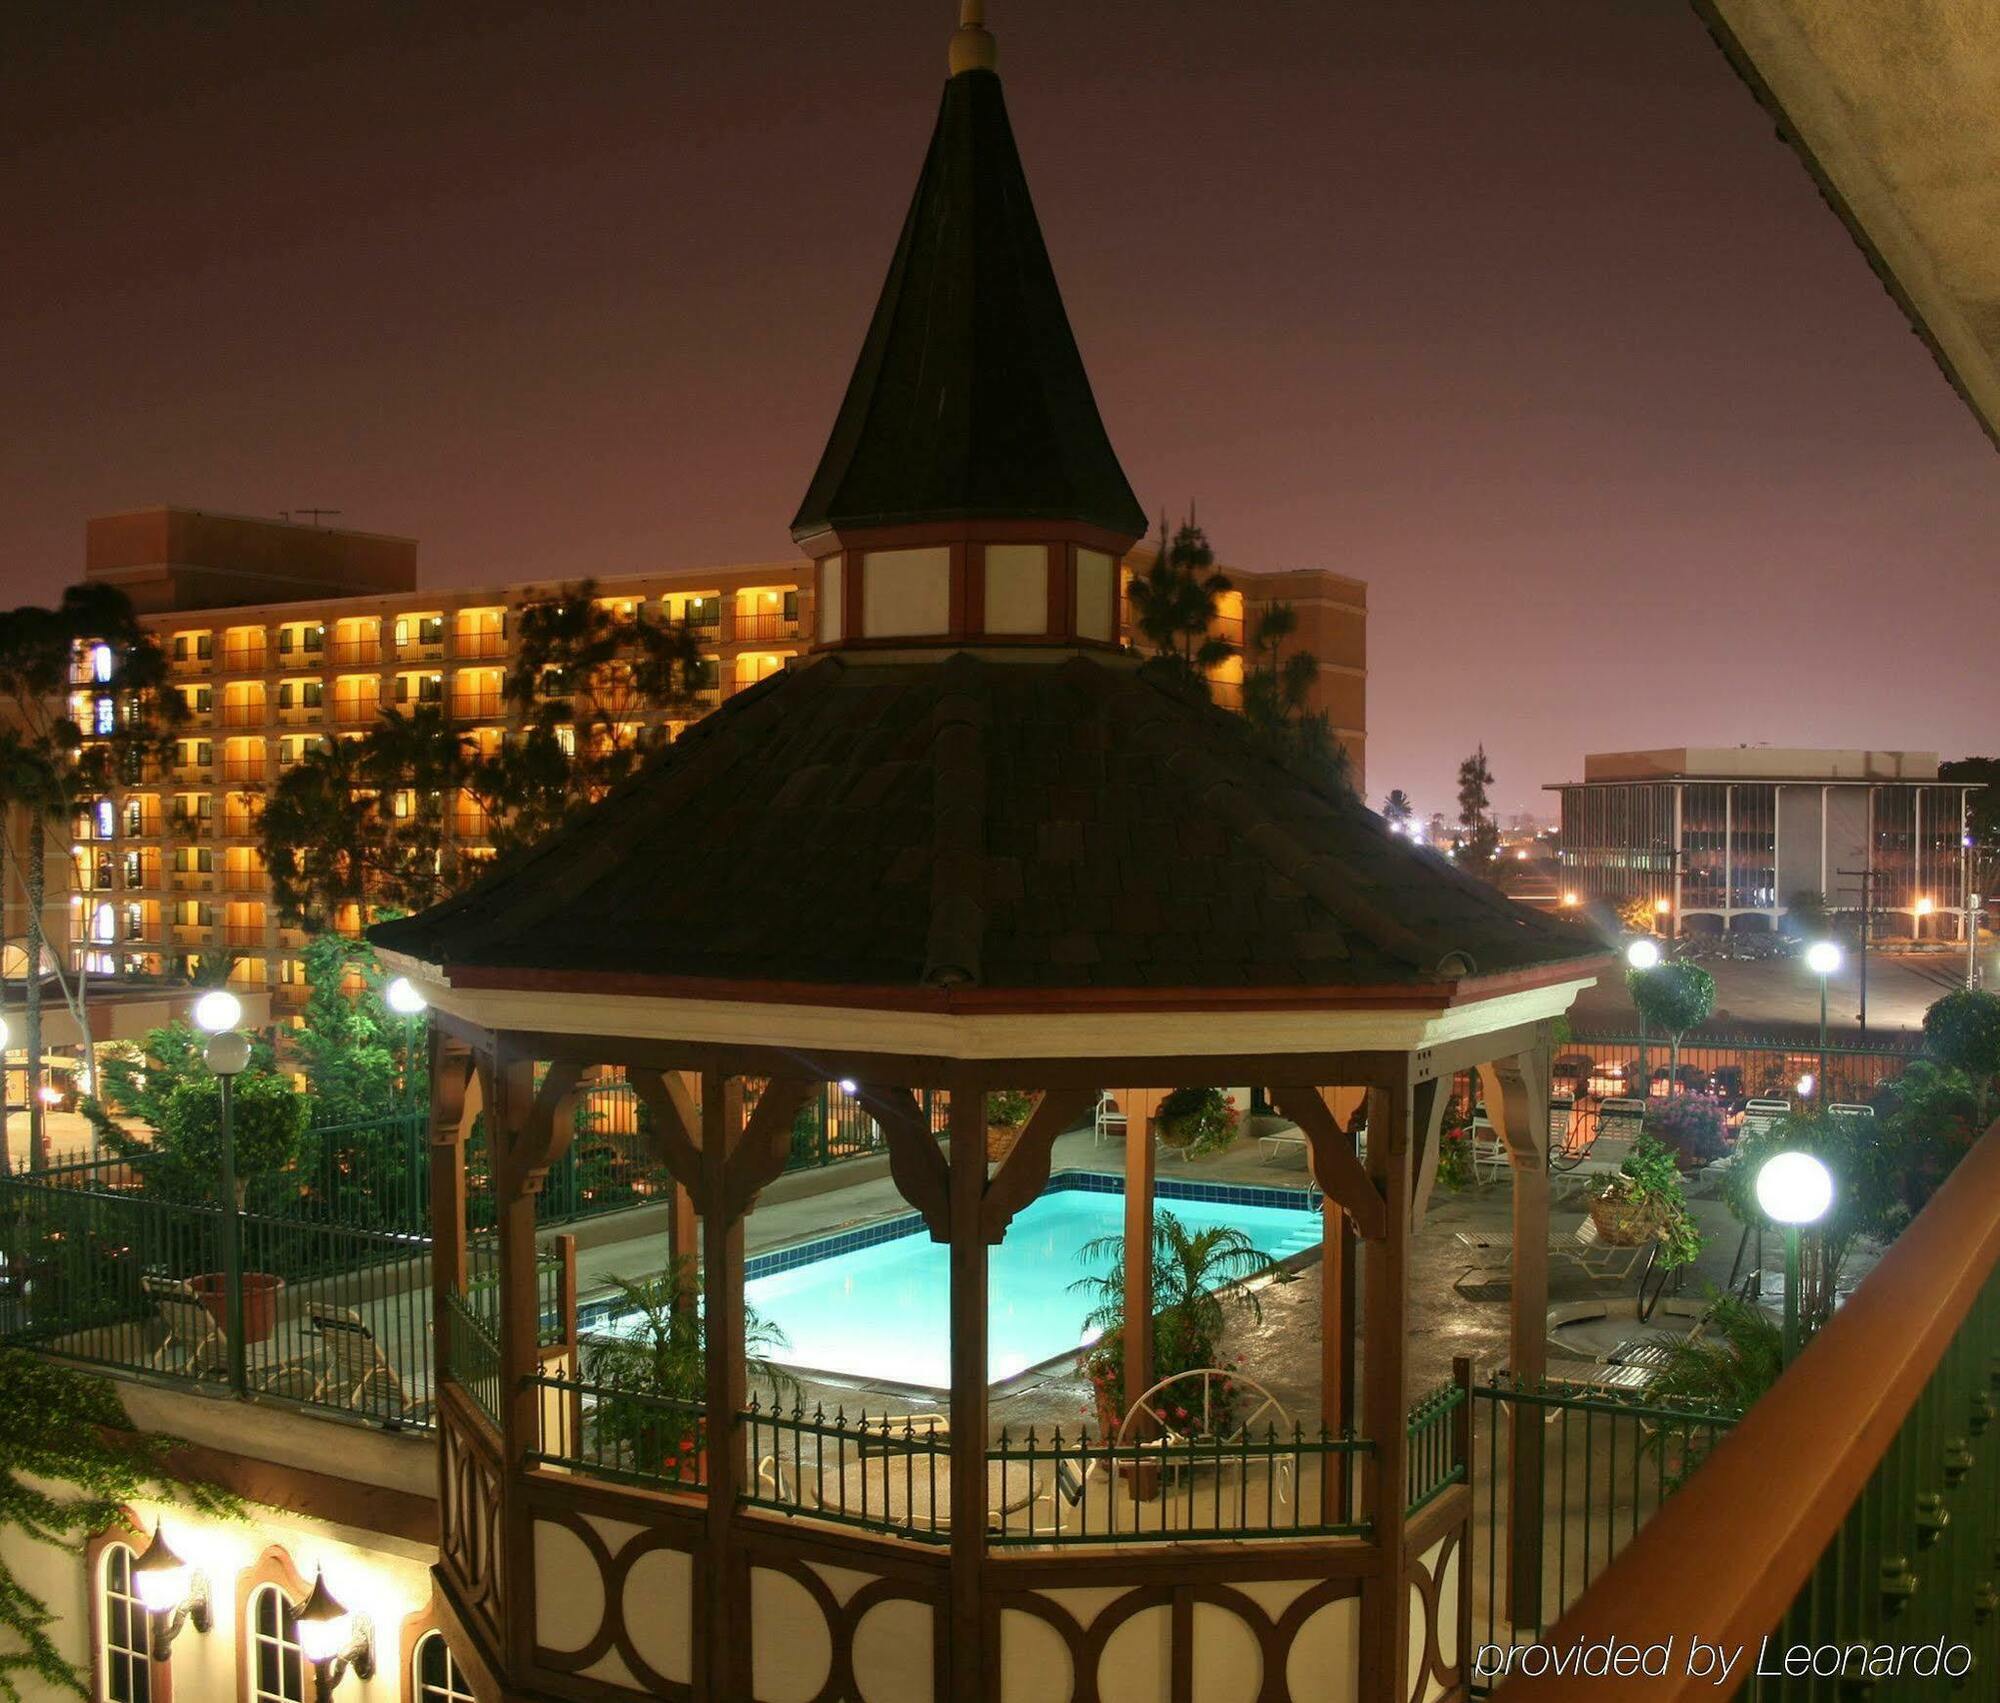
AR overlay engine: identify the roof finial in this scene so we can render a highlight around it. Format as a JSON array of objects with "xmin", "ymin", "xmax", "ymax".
[{"xmin": 949, "ymin": 0, "xmax": 996, "ymax": 76}]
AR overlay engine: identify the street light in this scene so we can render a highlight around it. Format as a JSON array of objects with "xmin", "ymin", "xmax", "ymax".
[
  {"xmin": 384, "ymin": 977, "xmax": 428, "ymax": 1106},
  {"xmin": 1915, "ymin": 894, "xmax": 1934, "ymax": 942},
  {"xmin": 1625, "ymin": 938, "xmax": 1662, "ymax": 971},
  {"xmin": 1756, "ymin": 1150, "xmax": 1835, "ymax": 1364},
  {"xmin": 195, "ymin": 990, "xmax": 251, "ymax": 1394},
  {"xmin": 1805, "ymin": 941, "xmax": 1841, "ymax": 1102}
]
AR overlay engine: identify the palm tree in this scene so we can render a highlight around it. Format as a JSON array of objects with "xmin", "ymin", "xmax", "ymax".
[
  {"xmin": 582, "ymin": 1265, "xmax": 794, "ymax": 1478},
  {"xmin": 1382, "ymin": 789, "xmax": 1414, "ymax": 829},
  {"xmin": 1071, "ymin": 1211, "xmax": 1281, "ymax": 1414}
]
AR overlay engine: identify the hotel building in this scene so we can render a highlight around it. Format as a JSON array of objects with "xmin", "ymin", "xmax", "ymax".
[
  {"xmin": 1550, "ymin": 747, "xmax": 1979, "ymax": 939},
  {"xmin": 49, "ymin": 507, "xmax": 1364, "ymax": 1014}
]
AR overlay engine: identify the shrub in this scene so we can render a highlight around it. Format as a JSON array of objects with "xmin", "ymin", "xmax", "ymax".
[
  {"xmin": 1642, "ymin": 1094, "xmax": 1730, "ymax": 1168},
  {"xmin": 985, "ymin": 1089, "xmax": 1036, "ymax": 1129},
  {"xmin": 1922, "ymin": 990, "xmax": 2000, "ymax": 1112},
  {"xmin": 1627, "ymin": 961, "xmax": 1716, "ymax": 1038},
  {"xmin": 1154, "ymin": 1087, "xmax": 1239, "ymax": 1158},
  {"xmin": 152, "ymin": 1073, "xmax": 309, "ymax": 1208}
]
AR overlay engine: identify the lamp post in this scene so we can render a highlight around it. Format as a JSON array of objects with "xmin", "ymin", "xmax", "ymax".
[
  {"xmin": 384, "ymin": 976, "xmax": 427, "ymax": 1106},
  {"xmin": 1755, "ymin": 1150, "xmax": 1835, "ymax": 1364},
  {"xmin": 1805, "ymin": 941, "xmax": 1841, "ymax": 1107},
  {"xmin": 194, "ymin": 988, "xmax": 250, "ymax": 1395},
  {"xmin": 1626, "ymin": 937, "xmax": 1660, "ymax": 1097},
  {"xmin": 1970, "ymin": 894, "xmax": 1984, "ymax": 992}
]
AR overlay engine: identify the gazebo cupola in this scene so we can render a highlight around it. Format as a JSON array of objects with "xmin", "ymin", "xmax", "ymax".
[{"xmin": 791, "ymin": 0, "xmax": 1146, "ymax": 654}]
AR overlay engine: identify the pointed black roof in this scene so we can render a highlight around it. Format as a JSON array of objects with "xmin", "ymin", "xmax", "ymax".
[
  {"xmin": 368, "ymin": 653, "xmax": 1605, "ymax": 997},
  {"xmin": 790, "ymin": 67, "xmax": 1147, "ymax": 543}
]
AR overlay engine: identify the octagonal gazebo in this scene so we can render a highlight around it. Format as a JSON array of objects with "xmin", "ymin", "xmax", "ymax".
[{"xmin": 372, "ymin": 9, "xmax": 1607, "ymax": 1700}]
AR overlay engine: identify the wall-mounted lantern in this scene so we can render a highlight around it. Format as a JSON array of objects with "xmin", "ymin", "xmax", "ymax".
[
  {"xmin": 131, "ymin": 1526, "xmax": 211, "ymax": 1659},
  {"xmin": 295, "ymin": 1570, "xmax": 375, "ymax": 1701}
]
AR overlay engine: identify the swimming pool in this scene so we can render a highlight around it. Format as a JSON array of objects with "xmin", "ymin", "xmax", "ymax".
[{"xmin": 736, "ymin": 1173, "xmax": 1322, "ymax": 1388}]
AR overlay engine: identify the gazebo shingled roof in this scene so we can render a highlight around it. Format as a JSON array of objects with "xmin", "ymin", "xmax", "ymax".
[
  {"xmin": 368, "ymin": 650, "xmax": 1601, "ymax": 998},
  {"xmin": 788, "ymin": 61, "xmax": 1146, "ymax": 544}
]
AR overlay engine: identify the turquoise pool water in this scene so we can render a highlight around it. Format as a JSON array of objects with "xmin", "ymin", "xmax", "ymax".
[{"xmin": 740, "ymin": 1178, "xmax": 1321, "ymax": 1388}]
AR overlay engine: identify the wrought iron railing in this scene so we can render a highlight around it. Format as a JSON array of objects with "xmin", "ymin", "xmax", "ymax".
[
  {"xmin": 1471, "ymin": 1376, "xmax": 1740, "ymax": 1670},
  {"xmin": 443, "ymin": 1291, "xmax": 502, "ymax": 1430},
  {"xmin": 1406, "ymin": 1375, "xmax": 1469, "ymax": 1517},
  {"xmin": 527, "ymin": 1370, "xmax": 709, "ymax": 1489}
]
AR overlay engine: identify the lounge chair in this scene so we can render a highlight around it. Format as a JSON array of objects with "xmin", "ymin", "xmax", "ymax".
[
  {"xmin": 1454, "ymin": 1218, "xmax": 1654, "ymax": 1289},
  {"xmin": 1740, "ymin": 1098, "xmax": 1791, "ymax": 1140},
  {"xmin": 308, "ymin": 1302, "xmax": 433, "ymax": 1421},
  {"xmin": 144, "ymin": 1275, "xmax": 227, "ymax": 1377},
  {"xmin": 1258, "ymin": 1126, "xmax": 1307, "ymax": 1165}
]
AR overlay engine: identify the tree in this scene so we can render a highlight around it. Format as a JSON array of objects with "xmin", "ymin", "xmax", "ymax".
[
  {"xmin": 1240, "ymin": 602, "xmax": 1349, "ymax": 788},
  {"xmin": 1921, "ymin": 988, "xmax": 2000, "ymax": 1121},
  {"xmin": 1381, "ymin": 790, "xmax": 1414, "ymax": 830},
  {"xmin": 0, "ymin": 585, "xmax": 186, "ymax": 1164},
  {"xmin": 151, "ymin": 1073, "xmax": 308, "ymax": 1208},
  {"xmin": 1626, "ymin": 959, "xmax": 1715, "ymax": 1092},
  {"xmin": 489, "ymin": 581, "xmax": 710, "ymax": 850},
  {"xmin": 1785, "ymin": 888, "xmax": 1833, "ymax": 941},
  {"xmin": 261, "ymin": 706, "xmax": 476, "ymax": 923},
  {"xmin": 0, "ymin": 1352, "xmax": 235, "ymax": 1701},
  {"xmin": 1126, "ymin": 513, "xmax": 1234, "ymax": 695},
  {"xmin": 1455, "ymin": 745, "xmax": 1499, "ymax": 873}
]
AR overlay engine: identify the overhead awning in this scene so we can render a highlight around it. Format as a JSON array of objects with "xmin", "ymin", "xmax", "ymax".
[{"xmin": 1695, "ymin": 0, "xmax": 2000, "ymax": 449}]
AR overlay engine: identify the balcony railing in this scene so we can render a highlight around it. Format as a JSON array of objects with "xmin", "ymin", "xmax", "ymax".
[
  {"xmin": 454, "ymin": 630, "xmax": 508, "ymax": 659},
  {"xmin": 275, "ymin": 702, "xmax": 324, "ymax": 725},
  {"xmin": 219, "ymin": 759, "xmax": 266, "ymax": 783},
  {"xmin": 276, "ymin": 645, "xmax": 325, "ymax": 670},
  {"xmin": 169, "ymin": 870, "xmax": 213, "ymax": 892},
  {"xmin": 449, "ymin": 693, "xmax": 504, "ymax": 722},
  {"xmin": 325, "ymin": 639, "xmax": 378, "ymax": 666},
  {"xmin": 222, "ymin": 923, "xmax": 266, "ymax": 946},
  {"xmin": 218, "ymin": 703, "xmax": 266, "ymax": 728},
  {"xmin": 1496, "ymin": 1114, "xmax": 2000, "ymax": 1701},
  {"xmin": 169, "ymin": 653, "xmax": 212, "ymax": 676},
  {"xmin": 331, "ymin": 701, "xmax": 380, "ymax": 727},
  {"xmin": 219, "ymin": 645, "xmax": 268, "ymax": 673},
  {"xmin": 731, "ymin": 611, "xmax": 801, "ymax": 642}
]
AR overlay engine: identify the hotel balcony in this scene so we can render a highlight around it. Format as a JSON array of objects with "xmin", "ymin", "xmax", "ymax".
[
  {"xmin": 168, "ymin": 922, "xmax": 210, "ymax": 946},
  {"xmin": 453, "ymin": 628, "xmax": 508, "ymax": 659},
  {"xmin": 275, "ymin": 644, "xmax": 325, "ymax": 670},
  {"xmin": 326, "ymin": 637, "xmax": 380, "ymax": 667},
  {"xmin": 219, "ymin": 643, "xmax": 268, "ymax": 673},
  {"xmin": 168, "ymin": 869, "xmax": 215, "ymax": 893},
  {"xmin": 221, "ymin": 922, "xmax": 266, "ymax": 947},
  {"xmin": 218, "ymin": 757, "xmax": 267, "ymax": 784},
  {"xmin": 168, "ymin": 651, "xmax": 212, "ymax": 677},
  {"xmin": 397, "ymin": 637, "xmax": 447, "ymax": 662},
  {"xmin": 331, "ymin": 700, "xmax": 381, "ymax": 728},
  {"xmin": 449, "ymin": 692, "xmax": 504, "ymax": 722},
  {"xmin": 218, "ymin": 701, "xmax": 266, "ymax": 729},
  {"xmin": 730, "ymin": 609, "xmax": 802, "ymax": 643}
]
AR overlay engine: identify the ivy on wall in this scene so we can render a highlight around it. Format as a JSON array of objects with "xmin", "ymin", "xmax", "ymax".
[{"xmin": 0, "ymin": 1351, "xmax": 236, "ymax": 1701}]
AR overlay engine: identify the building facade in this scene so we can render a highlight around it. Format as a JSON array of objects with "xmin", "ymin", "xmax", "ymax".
[
  {"xmin": 1551, "ymin": 747, "xmax": 1978, "ymax": 938},
  {"xmin": 53, "ymin": 508, "xmax": 1363, "ymax": 1013}
]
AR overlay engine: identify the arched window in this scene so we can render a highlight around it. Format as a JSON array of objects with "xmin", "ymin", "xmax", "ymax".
[
  {"xmin": 98, "ymin": 1542, "xmax": 151, "ymax": 1703},
  {"xmin": 412, "ymin": 1631, "xmax": 474, "ymax": 1703},
  {"xmin": 248, "ymin": 1584, "xmax": 306, "ymax": 1703}
]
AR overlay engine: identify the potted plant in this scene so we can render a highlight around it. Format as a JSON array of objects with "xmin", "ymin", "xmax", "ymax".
[
  {"xmin": 582, "ymin": 1263, "xmax": 792, "ymax": 1486},
  {"xmin": 1434, "ymin": 1099, "xmax": 1475, "ymax": 1192},
  {"xmin": 1152, "ymin": 1087, "xmax": 1239, "ymax": 1160},
  {"xmin": 985, "ymin": 1089, "xmax": 1038, "ymax": 1162},
  {"xmin": 1589, "ymin": 1135, "xmax": 1700, "ymax": 1265},
  {"xmin": 157, "ymin": 1072, "xmax": 308, "ymax": 1343},
  {"xmin": 1627, "ymin": 959, "xmax": 1716, "ymax": 1096}
]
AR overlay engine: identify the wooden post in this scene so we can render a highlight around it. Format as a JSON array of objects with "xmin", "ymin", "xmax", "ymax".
[
  {"xmin": 1319, "ymin": 1190, "xmax": 1346, "ymax": 1522},
  {"xmin": 1356, "ymin": 1073, "xmax": 1412, "ymax": 1703},
  {"xmin": 670, "ymin": 1178, "xmax": 700, "ymax": 1293},
  {"xmin": 947, "ymin": 1081, "xmax": 989, "ymax": 1703},
  {"xmin": 1121, "ymin": 1087, "xmax": 1156, "ymax": 1435},
  {"xmin": 489, "ymin": 1057, "xmax": 545, "ymax": 1674},
  {"xmin": 699, "ymin": 1070, "xmax": 746, "ymax": 1703},
  {"xmin": 428, "ymin": 1036, "xmax": 472, "ymax": 1352}
]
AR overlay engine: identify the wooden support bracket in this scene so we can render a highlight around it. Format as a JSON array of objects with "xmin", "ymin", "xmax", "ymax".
[
  {"xmin": 627, "ymin": 1066, "xmax": 704, "ymax": 1192},
  {"xmin": 1267, "ymin": 1085, "xmax": 1388, "ymax": 1242},
  {"xmin": 981, "ymin": 1087, "xmax": 1099, "ymax": 1243},
  {"xmin": 723, "ymin": 1079, "xmax": 818, "ymax": 1223},
  {"xmin": 855, "ymin": 1085, "xmax": 951, "ymax": 1241}
]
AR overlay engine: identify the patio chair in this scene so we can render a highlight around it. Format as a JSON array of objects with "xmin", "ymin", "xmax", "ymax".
[
  {"xmin": 1257, "ymin": 1126, "xmax": 1307, "ymax": 1165},
  {"xmin": 1092, "ymin": 1092, "xmax": 1127, "ymax": 1147},
  {"xmin": 1454, "ymin": 1218, "xmax": 1653, "ymax": 1289},
  {"xmin": 1828, "ymin": 1103, "xmax": 1875, "ymax": 1120},
  {"xmin": 145, "ymin": 1275, "xmax": 228, "ymax": 1377},
  {"xmin": 308, "ymin": 1303, "xmax": 433, "ymax": 1421},
  {"xmin": 1740, "ymin": 1098, "xmax": 1791, "ymax": 1141},
  {"xmin": 1468, "ymin": 1105, "xmax": 1508, "ymax": 1183}
]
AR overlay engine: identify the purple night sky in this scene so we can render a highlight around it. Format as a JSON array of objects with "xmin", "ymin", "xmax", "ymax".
[{"xmin": 5, "ymin": 0, "xmax": 1995, "ymax": 818}]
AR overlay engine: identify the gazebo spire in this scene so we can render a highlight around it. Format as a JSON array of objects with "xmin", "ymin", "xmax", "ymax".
[
  {"xmin": 948, "ymin": 0, "xmax": 996, "ymax": 76},
  {"xmin": 792, "ymin": 3, "xmax": 1145, "ymax": 650}
]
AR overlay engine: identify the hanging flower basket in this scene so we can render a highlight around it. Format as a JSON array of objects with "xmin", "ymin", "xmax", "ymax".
[
  {"xmin": 1587, "ymin": 1192, "xmax": 1660, "ymax": 1247},
  {"xmin": 985, "ymin": 1089, "xmax": 1038, "ymax": 1162}
]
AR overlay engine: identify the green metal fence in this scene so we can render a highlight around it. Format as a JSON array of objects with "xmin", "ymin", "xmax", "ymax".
[
  {"xmin": 1407, "ymin": 1375, "xmax": 1470, "ymax": 1518},
  {"xmin": 529, "ymin": 1368, "xmax": 708, "ymax": 1490},
  {"xmin": 1469, "ymin": 1376, "xmax": 1740, "ymax": 1679},
  {"xmin": 1561, "ymin": 1030, "xmax": 1921, "ymax": 1110},
  {"xmin": 444, "ymin": 1290, "xmax": 504, "ymax": 1431}
]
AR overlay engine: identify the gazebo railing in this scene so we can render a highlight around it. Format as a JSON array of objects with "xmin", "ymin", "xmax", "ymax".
[
  {"xmin": 529, "ymin": 1369, "xmax": 708, "ymax": 1491},
  {"xmin": 1406, "ymin": 1370, "xmax": 1470, "ymax": 1518},
  {"xmin": 988, "ymin": 1423, "xmax": 1372, "ymax": 1546}
]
